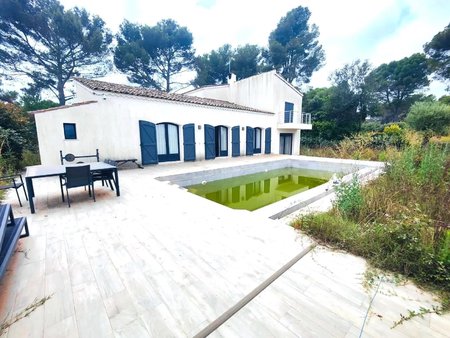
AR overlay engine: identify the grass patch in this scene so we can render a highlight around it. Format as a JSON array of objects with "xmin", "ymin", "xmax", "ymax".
[{"xmin": 292, "ymin": 144, "xmax": 450, "ymax": 309}]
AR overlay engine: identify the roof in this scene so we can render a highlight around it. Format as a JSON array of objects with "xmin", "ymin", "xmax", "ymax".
[
  {"xmin": 29, "ymin": 100, "xmax": 98, "ymax": 114},
  {"xmin": 74, "ymin": 78, "xmax": 272, "ymax": 114}
]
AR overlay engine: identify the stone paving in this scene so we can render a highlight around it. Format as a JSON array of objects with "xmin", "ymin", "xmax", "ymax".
[{"xmin": 0, "ymin": 155, "xmax": 448, "ymax": 337}]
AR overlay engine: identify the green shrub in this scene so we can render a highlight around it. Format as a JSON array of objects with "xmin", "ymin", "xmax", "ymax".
[
  {"xmin": 361, "ymin": 121, "xmax": 383, "ymax": 132},
  {"xmin": 406, "ymin": 101, "xmax": 450, "ymax": 135},
  {"xmin": 292, "ymin": 143, "xmax": 450, "ymax": 302},
  {"xmin": 334, "ymin": 176, "xmax": 364, "ymax": 219},
  {"xmin": 20, "ymin": 150, "xmax": 40, "ymax": 167}
]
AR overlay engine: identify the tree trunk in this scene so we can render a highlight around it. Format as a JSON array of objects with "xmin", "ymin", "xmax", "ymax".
[{"xmin": 57, "ymin": 81, "xmax": 65, "ymax": 105}]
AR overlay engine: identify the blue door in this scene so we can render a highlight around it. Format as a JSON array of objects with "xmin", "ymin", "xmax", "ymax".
[
  {"xmin": 204, "ymin": 124, "xmax": 215, "ymax": 160},
  {"xmin": 265, "ymin": 128, "xmax": 272, "ymax": 154},
  {"xmin": 139, "ymin": 120, "xmax": 158, "ymax": 165},
  {"xmin": 246, "ymin": 126, "xmax": 254, "ymax": 156},
  {"xmin": 232, "ymin": 126, "xmax": 240, "ymax": 157},
  {"xmin": 183, "ymin": 124, "xmax": 196, "ymax": 161}
]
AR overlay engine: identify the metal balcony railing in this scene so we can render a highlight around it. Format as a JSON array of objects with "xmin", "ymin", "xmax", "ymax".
[{"xmin": 278, "ymin": 111, "xmax": 311, "ymax": 125}]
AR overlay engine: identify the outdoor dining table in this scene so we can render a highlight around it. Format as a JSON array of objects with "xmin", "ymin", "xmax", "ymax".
[{"xmin": 24, "ymin": 162, "xmax": 120, "ymax": 214}]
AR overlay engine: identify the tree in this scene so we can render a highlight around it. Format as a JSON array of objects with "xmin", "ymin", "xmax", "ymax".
[
  {"xmin": 0, "ymin": 102, "xmax": 27, "ymax": 169},
  {"xmin": 114, "ymin": 19, "xmax": 195, "ymax": 92},
  {"xmin": 0, "ymin": 79, "xmax": 18, "ymax": 103},
  {"xmin": 192, "ymin": 44, "xmax": 262, "ymax": 87},
  {"xmin": 406, "ymin": 101, "xmax": 450, "ymax": 135},
  {"xmin": 232, "ymin": 44, "xmax": 262, "ymax": 80},
  {"xmin": 302, "ymin": 61, "xmax": 375, "ymax": 143},
  {"xmin": 193, "ymin": 44, "xmax": 233, "ymax": 87},
  {"xmin": 20, "ymin": 85, "xmax": 59, "ymax": 112},
  {"xmin": 424, "ymin": 23, "xmax": 450, "ymax": 87},
  {"xmin": 367, "ymin": 53, "xmax": 430, "ymax": 122},
  {"xmin": 267, "ymin": 6, "xmax": 325, "ymax": 85},
  {"xmin": 0, "ymin": 0, "xmax": 112, "ymax": 105},
  {"xmin": 330, "ymin": 59, "xmax": 375, "ymax": 120}
]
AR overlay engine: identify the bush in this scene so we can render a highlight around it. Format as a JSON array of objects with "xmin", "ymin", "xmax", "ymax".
[
  {"xmin": 20, "ymin": 150, "xmax": 40, "ymax": 167},
  {"xmin": 361, "ymin": 121, "xmax": 383, "ymax": 132},
  {"xmin": 292, "ymin": 144, "xmax": 450, "ymax": 300},
  {"xmin": 334, "ymin": 176, "xmax": 364, "ymax": 218},
  {"xmin": 406, "ymin": 101, "xmax": 450, "ymax": 135}
]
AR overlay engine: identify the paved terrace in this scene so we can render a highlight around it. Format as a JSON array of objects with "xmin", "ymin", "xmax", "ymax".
[{"xmin": 0, "ymin": 155, "xmax": 448, "ymax": 337}]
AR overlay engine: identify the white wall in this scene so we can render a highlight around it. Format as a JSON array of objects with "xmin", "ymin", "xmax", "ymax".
[
  {"xmin": 187, "ymin": 71, "xmax": 303, "ymax": 116},
  {"xmin": 35, "ymin": 92, "xmax": 276, "ymax": 165}
]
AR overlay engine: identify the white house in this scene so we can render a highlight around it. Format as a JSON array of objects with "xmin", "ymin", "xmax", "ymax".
[{"xmin": 32, "ymin": 70, "xmax": 312, "ymax": 166}]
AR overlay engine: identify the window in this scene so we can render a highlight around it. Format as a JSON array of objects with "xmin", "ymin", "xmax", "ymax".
[
  {"xmin": 284, "ymin": 102, "xmax": 294, "ymax": 123},
  {"xmin": 63, "ymin": 123, "xmax": 77, "ymax": 139},
  {"xmin": 156, "ymin": 123, "xmax": 180, "ymax": 162},
  {"xmin": 253, "ymin": 127, "xmax": 262, "ymax": 153}
]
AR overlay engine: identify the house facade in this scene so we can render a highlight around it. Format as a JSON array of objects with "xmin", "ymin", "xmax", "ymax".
[{"xmin": 33, "ymin": 70, "xmax": 312, "ymax": 166}]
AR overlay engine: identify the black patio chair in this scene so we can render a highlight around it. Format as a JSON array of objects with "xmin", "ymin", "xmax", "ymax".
[
  {"xmin": 0, "ymin": 174, "xmax": 28, "ymax": 207},
  {"xmin": 60, "ymin": 165, "xmax": 95, "ymax": 207}
]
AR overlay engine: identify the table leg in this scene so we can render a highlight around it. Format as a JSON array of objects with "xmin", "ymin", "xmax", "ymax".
[
  {"xmin": 114, "ymin": 168, "xmax": 120, "ymax": 196},
  {"xmin": 25, "ymin": 177, "xmax": 35, "ymax": 214}
]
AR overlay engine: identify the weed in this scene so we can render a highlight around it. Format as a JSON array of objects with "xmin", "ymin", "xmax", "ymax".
[
  {"xmin": 0, "ymin": 295, "xmax": 52, "ymax": 336},
  {"xmin": 334, "ymin": 175, "xmax": 363, "ymax": 219}
]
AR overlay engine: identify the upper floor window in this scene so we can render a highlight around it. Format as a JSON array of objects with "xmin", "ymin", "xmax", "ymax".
[
  {"xmin": 63, "ymin": 123, "xmax": 77, "ymax": 139},
  {"xmin": 284, "ymin": 102, "xmax": 294, "ymax": 123}
]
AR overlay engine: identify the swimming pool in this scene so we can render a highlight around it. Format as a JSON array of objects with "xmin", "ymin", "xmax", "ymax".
[
  {"xmin": 157, "ymin": 157, "xmax": 384, "ymax": 219},
  {"xmin": 187, "ymin": 168, "xmax": 331, "ymax": 211}
]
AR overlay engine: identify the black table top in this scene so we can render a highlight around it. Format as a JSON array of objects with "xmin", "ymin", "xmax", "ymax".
[{"xmin": 25, "ymin": 162, "xmax": 116, "ymax": 179}]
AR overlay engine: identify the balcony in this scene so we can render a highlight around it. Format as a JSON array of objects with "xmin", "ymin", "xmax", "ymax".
[{"xmin": 277, "ymin": 111, "xmax": 312, "ymax": 130}]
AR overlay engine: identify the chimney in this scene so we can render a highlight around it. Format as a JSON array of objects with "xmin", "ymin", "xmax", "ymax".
[{"xmin": 227, "ymin": 73, "xmax": 236, "ymax": 84}]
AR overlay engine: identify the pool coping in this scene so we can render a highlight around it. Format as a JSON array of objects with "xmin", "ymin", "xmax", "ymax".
[{"xmin": 157, "ymin": 156, "xmax": 385, "ymax": 219}]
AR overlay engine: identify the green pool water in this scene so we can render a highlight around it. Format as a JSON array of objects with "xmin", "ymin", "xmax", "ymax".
[{"xmin": 187, "ymin": 168, "xmax": 331, "ymax": 211}]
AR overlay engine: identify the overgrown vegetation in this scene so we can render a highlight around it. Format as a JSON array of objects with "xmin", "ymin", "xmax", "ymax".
[{"xmin": 292, "ymin": 144, "xmax": 450, "ymax": 308}]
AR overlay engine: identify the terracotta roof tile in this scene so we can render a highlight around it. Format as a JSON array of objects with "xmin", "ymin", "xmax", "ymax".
[
  {"xmin": 74, "ymin": 78, "xmax": 272, "ymax": 114},
  {"xmin": 29, "ymin": 100, "xmax": 98, "ymax": 114}
]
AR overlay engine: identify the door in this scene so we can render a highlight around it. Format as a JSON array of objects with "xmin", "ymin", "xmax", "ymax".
[
  {"xmin": 265, "ymin": 128, "xmax": 271, "ymax": 154},
  {"xmin": 280, "ymin": 133, "xmax": 293, "ymax": 155},
  {"xmin": 204, "ymin": 124, "xmax": 215, "ymax": 160},
  {"xmin": 139, "ymin": 120, "xmax": 158, "ymax": 165},
  {"xmin": 183, "ymin": 124, "xmax": 196, "ymax": 161},
  {"xmin": 232, "ymin": 126, "xmax": 240, "ymax": 157},
  {"xmin": 215, "ymin": 126, "xmax": 228, "ymax": 157},
  {"xmin": 156, "ymin": 123, "xmax": 180, "ymax": 162},
  {"xmin": 284, "ymin": 102, "xmax": 294, "ymax": 123},
  {"xmin": 246, "ymin": 126, "xmax": 254, "ymax": 156}
]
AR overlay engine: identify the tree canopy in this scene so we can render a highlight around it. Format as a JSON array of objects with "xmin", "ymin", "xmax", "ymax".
[
  {"xmin": 192, "ymin": 44, "xmax": 262, "ymax": 87},
  {"xmin": 0, "ymin": 0, "xmax": 112, "ymax": 105},
  {"xmin": 114, "ymin": 19, "xmax": 195, "ymax": 92},
  {"xmin": 267, "ymin": 6, "xmax": 325, "ymax": 85},
  {"xmin": 367, "ymin": 53, "xmax": 430, "ymax": 122},
  {"xmin": 424, "ymin": 23, "xmax": 450, "ymax": 87}
]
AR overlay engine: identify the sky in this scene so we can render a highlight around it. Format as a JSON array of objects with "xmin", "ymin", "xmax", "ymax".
[{"xmin": 7, "ymin": 0, "xmax": 450, "ymax": 96}]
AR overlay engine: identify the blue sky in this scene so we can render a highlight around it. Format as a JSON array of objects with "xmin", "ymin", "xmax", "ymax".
[{"xmin": 15, "ymin": 0, "xmax": 450, "ymax": 95}]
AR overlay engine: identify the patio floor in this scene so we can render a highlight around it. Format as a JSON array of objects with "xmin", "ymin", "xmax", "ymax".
[{"xmin": 1, "ymin": 155, "xmax": 448, "ymax": 337}]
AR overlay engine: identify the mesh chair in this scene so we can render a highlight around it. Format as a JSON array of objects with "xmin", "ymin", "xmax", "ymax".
[
  {"xmin": 0, "ymin": 174, "xmax": 28, "ymax": 207},
  {"xmin": 60, "ymin": 165, "xmax": 95, "ymax": 207}
]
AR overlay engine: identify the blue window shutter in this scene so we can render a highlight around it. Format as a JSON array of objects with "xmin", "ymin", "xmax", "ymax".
[
  {"xmin": 265, "ymin": 128, "xmax": 272, "ymax": 154},
  {"xmin": 231, "ymin": 126, "xmax": 240, "ymax": 157},
  {"xmin": 183, "ymin": 124, "xmax": 196, "ymax": 161},
  {"xmin": 246, "ymin": 126, "xmax": 254, "ymax": 156},
  {"xmin": 204, "ymin": 124, "xmax": 215, "ymax": 160},
  {"xmin": 139, "ymin": 120, "xmax": 158, "ymax": 165}
]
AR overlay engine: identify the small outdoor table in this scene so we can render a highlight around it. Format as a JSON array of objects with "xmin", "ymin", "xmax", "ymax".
[{"xmin": 25, "ymin": 162, "xmax": 120, "ymax": 214}]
